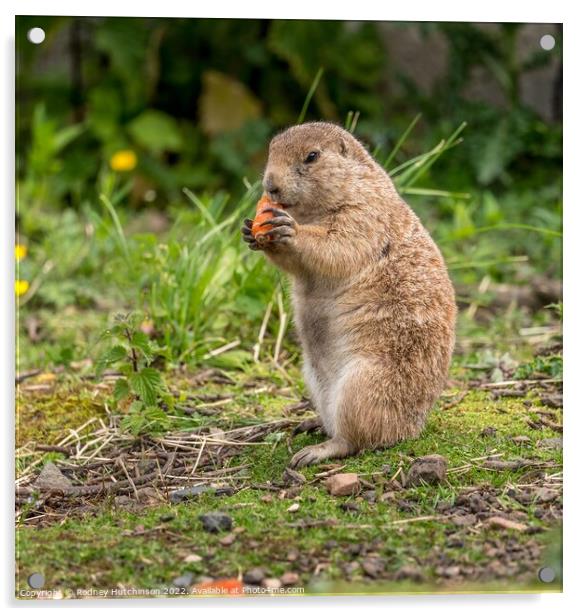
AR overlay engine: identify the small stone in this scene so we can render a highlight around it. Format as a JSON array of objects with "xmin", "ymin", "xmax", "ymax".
[
  {"xmin": 538, "ymin": 437, "xmax": 562, "ymax": 450},
  {"xmin": 170, "ymin": 485, "xmax": 210, "ymax": 504},
  {"xmin": 534, "ymin": 488, "xmax": 558, "ymax": 503},
  {"xmin": 159, "ymin": 513, "xmax": 175, "ymax": 522},
  {"xmin": 137, "ymin": 487, "xmax": 160, "ymax": 504},
  {"xmin": 261, "ymin": 495, "xmax": 273, "ymax": 503},
  {"xmin": 280, "ymin": 572, "xmax": 300, "ymax": 586},
  {"xmin": 486, "ymin": 516, "xmax": 528, "ymax": 532},
  {"xmin": 199, "ymin": 512, "xmax": 233, "ymax": 533},
  {"xmin": 286, "ymin": 549, "xmax": 299, "ymax": 562},
  {"xmin": 511, "ymin": 435, "xmax": 531, "ymax": 444},
  {"xmin": 404, "ymin": 455, "xmax": 447, "ymax": 487},
  {"xmin": 183, "ymin": 554, "xmax": 202, "ymax": 563},
  {"xmin": 395, "ymin": 565, "xmax": 423, "ymax": 582},
  {"xmin": 362, "ymin": 556, "xmax": 385, "ymax": 579},
  {"xmin": 325, "ymin": 473, "xmax": 361, "ymax": 496},
  {"xmin": 283, "ymin": 467, "xmax": 306, "ymax": 486},
  {"xmin": 287, "ymin": 503, "xmax": 300, "ymax": 513},
  {"xmin": 219, "ymin": 533, "xmax": 236, "ymax": 546},
  {"xmin": 233, "ymin": 526, "xmax": 246, "ymax": 534},
  {"xmin": 214, "ymin": 486, "xmax": 235, "ymax": 497},
  {"xmin": 340, "ymin": 501, "xmax": 360, "ymax": 513},
  {"xmin": 114, "ymin": 495, "xmax": 134, "ymax": 507},
  {"xmin": 481, "ymin": 427, "xmax": 497, "ymax": 438},
  {"xmin": 452, "ymin": 514, "xmax": 476, "ymax": 527},
  {"xmin": 362, "ymin": 490, "xmax": 377, "ymax": 503},
  {"xmin": 261, "ymin": 578, "xmax": 282, "ymax": 590},
  {"xmin": 34, "ymin": 462, "xmax": 72, "ymax": 492},
  {"xmin": 243, "ymin": 567, "xmax": 265, "ymax": 585},
  {"xmin": 438, "ymin": 565, "xmax": 460, "ymax": 578},
  {"xmin": 172, "ymin": 573, "xmax": 194, "ymax": 588}
]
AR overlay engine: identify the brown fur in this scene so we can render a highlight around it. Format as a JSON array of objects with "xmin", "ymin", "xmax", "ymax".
[{"xmin": 246, "ymin": 122, "xmax": 457, "ymax": 468}]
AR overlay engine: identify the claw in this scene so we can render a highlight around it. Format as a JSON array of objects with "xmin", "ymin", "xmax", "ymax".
[
  {"xmin": 258, "ymin": 216, "xmax": 294, "ymax": 229},
  {"xmin": 263, "ymin": 207, "xmax": 292, "ymax": 218}
]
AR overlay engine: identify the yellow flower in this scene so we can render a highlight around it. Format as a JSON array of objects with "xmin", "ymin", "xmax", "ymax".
[
  {"xmin": 15, "ymin": 244, "xmax": 27, "ymax": 261},
  {"xmin": 15, "ymin": 280, "xmax": 30, "ymax": 296},
  {"xmin": 109, "ymin": 150, "xmax": 137, "ymax": 172}
]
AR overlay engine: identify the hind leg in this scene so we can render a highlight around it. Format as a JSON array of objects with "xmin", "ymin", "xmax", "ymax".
[{"xmin": 337, "ymin": 360, "xmax": 426, "ymax": 450}]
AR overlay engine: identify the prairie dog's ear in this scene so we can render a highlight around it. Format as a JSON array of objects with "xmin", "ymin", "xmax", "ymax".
[{"xmin": 339, "ymin": 137, "xmax": 349, "ymax": 157}]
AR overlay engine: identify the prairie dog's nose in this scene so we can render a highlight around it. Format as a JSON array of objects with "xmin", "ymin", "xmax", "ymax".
[{"xmin": 263, "ymin": 172, "xmax": 281, "ymax": 200}]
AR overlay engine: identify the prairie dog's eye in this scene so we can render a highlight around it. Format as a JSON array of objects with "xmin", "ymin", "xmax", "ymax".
[{"xmin": 304, "ymin": 151, "xmax": 320, "ymax": 164}]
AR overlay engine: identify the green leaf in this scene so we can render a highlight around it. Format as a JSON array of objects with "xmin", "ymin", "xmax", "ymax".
[
  {"xmin": 129, "ymin": 367, "xmax": 164, "ymax": 406},
  {"xmin": 131, "ymin": 331, "xmax": 154, "ymax": 363},
  {"xmin": 128, "ymin": 110, "xmax": 183, "ymax": 154},
  {"xmin": 96, "ymin": 345, "xmax": 128, "ymax": 375},
  {"xmin": 113, "ymin": 377, "xmax": 130, "ymax": 403}
]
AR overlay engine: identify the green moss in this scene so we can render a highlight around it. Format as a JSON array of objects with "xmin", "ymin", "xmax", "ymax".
[{"xmin": 16, "ymin": 380, "xmax": 107, "ymax": 447}]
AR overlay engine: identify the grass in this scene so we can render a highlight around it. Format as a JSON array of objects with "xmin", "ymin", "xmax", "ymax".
[{"xmin": 16, "ymin": 353, "xmax": 563, "ymax": 597}]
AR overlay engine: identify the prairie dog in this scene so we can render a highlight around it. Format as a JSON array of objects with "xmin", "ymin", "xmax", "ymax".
[{"xmin": 242, "ymin": 122, "xmax": 457, "ymax": 468}]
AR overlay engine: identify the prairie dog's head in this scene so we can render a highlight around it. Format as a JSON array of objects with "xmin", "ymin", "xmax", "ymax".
[{"xmin": 262, "ymin": 122, "xmax": 375, "ymax": 224}]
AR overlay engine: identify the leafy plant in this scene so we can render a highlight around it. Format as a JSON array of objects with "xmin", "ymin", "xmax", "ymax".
[
  {"xmin": 514, "ymin": 354, "xmax": 562, "ymax": 380},
  {"xmin": 95, "ymin": 312, "xmax": 173, "ymax": 435}
]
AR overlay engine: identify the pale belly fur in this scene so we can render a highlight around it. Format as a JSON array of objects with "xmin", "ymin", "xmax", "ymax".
[{"xmin": 294, "ymin": 292, "xmax": 357, "ymax": 438}]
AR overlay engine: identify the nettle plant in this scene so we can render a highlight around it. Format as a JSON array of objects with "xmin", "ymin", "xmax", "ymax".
[{"xmin": 96, "ymin": 312, "xmax": 174, "ymax": 435}]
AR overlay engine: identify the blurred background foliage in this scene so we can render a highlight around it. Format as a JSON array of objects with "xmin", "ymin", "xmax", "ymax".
[{"xmin": 15, "ymin": 17, "xmax": 562, "ymax": 369}]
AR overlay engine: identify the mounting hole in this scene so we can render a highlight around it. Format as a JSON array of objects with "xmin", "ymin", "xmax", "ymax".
[
  {"xmin": 27, "ymin": 27, "xmax": 46, "ymax": 45},
  {"xmin": 27, "ymin": 572, "xmax": 45, "ymax": 589},
  {"xmin": 540, "ymin": 34, "xmax": 556, "ymax": 51},
  {"xmin": 538, "ymin": 567, "xmax": 556, "ymax": 583}
]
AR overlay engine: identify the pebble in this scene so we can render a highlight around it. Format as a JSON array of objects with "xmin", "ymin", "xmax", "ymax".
[
  {"xmin": 362, "ymin": 490, "xmax": 377, "ymax": 503},
  {"xmin": 183, "ymin": 554, "xmax": 202, "ymax": 563},
  {"xmin": 287, "ymin": 503, "xmax": 300, "ymax": 513},
  {"xmin": 404, "ymin": 454, "xmax": 447, "ymax": 487},
  {"xmin": 34, "ymin": 462, "xmax": 72, "ymax": 492},
  {"xmin": 199, "ymin": 512, "xmax": 233, "ymax": 533},
  {"xmin": 172, "ymin": 573, "xmax": 194, "ymax": 588},
  {"xmin": 362, "ymin": 556, "xmax": 386, "ymax": 579},
  {"xmin": 286, "ymin": 549, "xmax": 299, "ymax": 562},
  {"xmin": 261, "ymin": 578, "xmax": 282, "ymax": 589},
  {"xmin": 395, "ymin": 565, "xmax": 423, "ymax": 582},
  {"xmin": 452, "ymin": 514, "xmax": 476, "ymax": 527},
  {"xmin": 280, "ymin": 572, "xmax": 300, "ymax": 586},
  {"xmin": 243, "ymin": 567, "xmax": 265, "ymax": 585},
  {"xmin": 534, "ymin": 487, "xmax": 558, "ymax": 503},
  {"xmin": 325, "ymin": 473, "xmax": 361, "ymax": 496},
  {"xmin": 170, "ymin": 485, "xmax": 210, "ymax": 504},
  {"xmin": 219, "ymin": 533, "xmax": 236, "ymax": 546}
]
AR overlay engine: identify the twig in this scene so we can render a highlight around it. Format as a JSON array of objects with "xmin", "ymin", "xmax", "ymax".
[
  {"xmin": 253, "ymin": 300, "xmax": 273, "ymax": 362},
  {"xmin": 273, "ymin": 290, "xmax": 288, "ymax": 365}
]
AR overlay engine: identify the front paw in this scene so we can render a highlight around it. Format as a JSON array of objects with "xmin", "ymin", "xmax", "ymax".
[
  {"xmin": 254, "ymin": 208, "xmax": 298, "ymax": 248},
  {"xmin": 241, "ymin": 218, "xmax": 261, "ymax": 251}
]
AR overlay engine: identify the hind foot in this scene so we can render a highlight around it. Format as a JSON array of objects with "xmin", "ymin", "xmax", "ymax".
[
  {"xmin": 289, "ymin": 437, "xmax": 356, "ymax": 469},
  {"xmin": 293, "ymin": 416, "xmax": 323, "ymax": 435}
]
